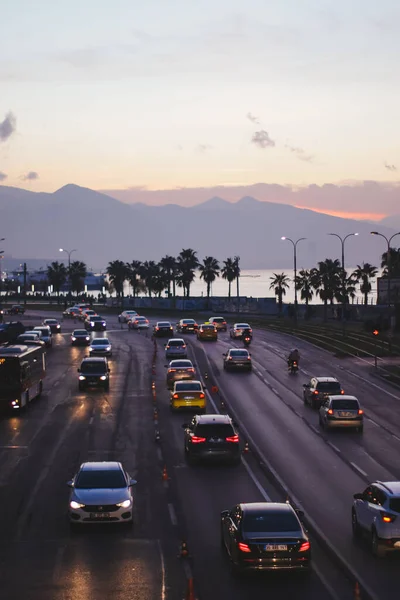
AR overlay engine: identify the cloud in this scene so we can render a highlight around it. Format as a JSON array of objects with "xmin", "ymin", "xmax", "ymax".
[
  {"xmin": 196, "ymin": 144, "xmax": 213, "ymax": 153},
  {"xmin": 285, "ymin": 144, "xmax": 315, "ymax": 164},
  {"xmin": 0, "ymin": 112, "xmax": 16, "ymax": 143},
  {"xmin": 21, "ymin": 171, "xmax": 39, "ymax": 181},
  {"xmin": 251, "ymin": 130, "xmax": 275, "ymax": 149},
  {"xmin": 246, "ymin": 112, "xmax": 260, "ymax": 125},
  {"xmin": 384, "ymin": 162, "xmax": 397, "ymax": 172},
  {"xmin": 0, "ymin": 171, "xmax": 7, "ymax": 181}
]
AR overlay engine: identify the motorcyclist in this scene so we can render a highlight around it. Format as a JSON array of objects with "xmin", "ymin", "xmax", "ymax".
[
  {"xmin": 241, "ymin": 328, "xmax": 252, "ymax": 340},
  {"xmin": 287, "ymin": 348, "xmax": 300, "ymax": 368}
]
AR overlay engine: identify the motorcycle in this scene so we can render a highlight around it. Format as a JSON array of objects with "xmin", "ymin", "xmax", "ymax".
[
  {"xmin": 288, "ymin": 360, "xmax": 299, "ymax": 374},
  {"xmin": 243, "ymin": 333, "xmax": 252, "ymax": 347}
]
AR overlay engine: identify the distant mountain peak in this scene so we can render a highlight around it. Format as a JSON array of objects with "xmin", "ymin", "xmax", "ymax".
[
  {"xmin": 193, "ymin": 196, "xmax": 231, "ymax": 209},
  {"xmin": 236, "ymin": 196, "xmax": 261, "ymax": 206}
]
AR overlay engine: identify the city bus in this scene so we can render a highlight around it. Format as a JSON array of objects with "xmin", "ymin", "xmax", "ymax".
[{"xmin": 0, "ymin": 344, "xmax": 46, "ymax": 410}]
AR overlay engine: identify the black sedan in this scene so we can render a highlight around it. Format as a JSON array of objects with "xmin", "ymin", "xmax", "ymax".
[
  {"xmin": 85, "ymin": 316, "xmax": 107, "ymax": 331},
  {"xmin": 71, "ymin": 329, "xmax": 91, "ymax": 346},
  {"xmin": 221, "ymin": 502, "xmax": 311, "ymax": 572},
  {"xmin": 153, "ymin": 321, "xmax": 174, "ymax": 337},
  {"xmin": 43, "ymin": 318, "xmax": 61, "ymax": 333}
]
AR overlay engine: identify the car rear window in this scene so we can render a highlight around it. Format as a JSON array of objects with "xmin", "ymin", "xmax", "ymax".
[
  {"xmin": 389, "ymin": 499, "xmax": 400, "ymax": 513},
  {"xmin": 243, "ymin": 511, "xmax": 300, "ymax": 533},
  {"xmin": 171, "ymin": 360, "xmax": 192, "ymax": 368},
  {"xmin": 175, "ymin": 382, "xmax": 202, "ymax": 391},
  {"xmin": 212, "ymin": 318, "xmax": 224, "ymax": 323},
  {"xmin": 183, "ymin": 320, "xmax": 195, "ymax": 324},
  {"xmin": 237, "ymin": 324, "xmax": 250, "ymax": 328},
  {"xmin": 194, "ymin": 424, "xmax": 234, "ymax": 438},
  {"xmin": 75, "ymin": 469, "xmax": 126, "ymax": 489},
  {"xmin": 202, "ymin": 325, "xmax": 215, "ymax": 330},
  {"xmin": 169, "ymin": 340, "xmax": 184, "ymax": 346},
  {"xmin": 230, "ymin": 350, "xmax": 249, "ymax": 357},
  {"xmin": 331, "ymin": 399, "xmax": 359, "ymax": 410},
  {"xmin": 35, "ymin": 328, "xmax": 49, "ymax": 335},
  {"xmin": 158, "ymin": 322, "xmax": 171, "ymax": 326},
  {"xmin": 317, "ymin": 382, "xmax": 341, "ymax": 393}
]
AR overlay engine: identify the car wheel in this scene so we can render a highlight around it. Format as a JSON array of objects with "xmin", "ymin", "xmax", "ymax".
[
  {"xmin": 352, "ymin": 510, "xmax": 361, "ymax": 538},
  {"xmin": 371, "ymin": 530, "xmax": 386, "ymax": 558}
]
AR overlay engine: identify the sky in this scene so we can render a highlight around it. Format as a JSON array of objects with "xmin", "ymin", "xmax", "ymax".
[{"xmin": 1, "ymin": 0, "xmax": 400, "ymax": 218}]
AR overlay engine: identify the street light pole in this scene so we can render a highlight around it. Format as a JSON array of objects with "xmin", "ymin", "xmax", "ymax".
[
  {"xmin": 328, "ymin": 232, "xmax": 358, "ymax": 328},
  {"xmin": 234, "ymin": 255, "xmax": 240, "ymax": 316},
  {"xmin": 59, "ymin": 248, "xmax": 77, "ymax": 296},
  {"xmin": 0, "ymin": 238, "xmax": 5, "ymax": 297},
  {"xmin": 370, "ymin": 231, "xmax": 400, "ymax": 309},
  {"xmin": 281, "ymin": 237, "xmax": 306, "ymax": 323}
]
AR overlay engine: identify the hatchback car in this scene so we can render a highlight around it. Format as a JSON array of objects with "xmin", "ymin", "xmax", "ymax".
[
  {"xmin": 16, "ymin": 333, "xmax": 45, "ymax": 347},
  {"xmin": 303, "ymin": 377, "xmax": 344, "ymax": 410},
  {"xmin": 221, "ymin": 502, "xmax": 311, "ymax": 572},
  {"xmin": 176, "ymin": 319, "xmax": 198, "ymax": 334},
  {"xmin": 170, "ymin": 380, "xmax": 206, "ymax": 412},
  {"xmin": 33, "ymin": 326, "xmax": 52, "ymax": 347},
  {"xmin": 78, "ymin": 357, "xmax": 110, "ymax": 391},
  {"xmin": 165, "ymin": 338, "xmax": 187, "ymax": 359},
  {"xmin": 128, "ymin": 316, "xmax": 149, "ymax": 330},
  {"xmin": 197, "ymin": 323, "xmax": 218, "ymax": 341},
  {"xmin": 319, "ymin": 395, "xmax": 363, "ymax": 432},
  {"xmin": 85, "ymin": 316, "xmax": 107, "ymax": 331},
  {"xmin": 71, "ymin": 329, "xmax": 91, "ymax": 346},
  {"xmin": 230, "ymin": 323, "xmax": 252, "ymax": 339},
  {"xmin": 209, "ymin": 316, "xmax": 227, "ymax": 332},
  {"xmin": 223, "ymin": 349, "xmax": 252, "ymax": 372},
  {"xmin": 68, "ymin": 461, "xmax": 136, "ymax": 525},
  {"xmin": 183, "ymin": 414, "xmax": 240, "ymax": 465},
  {"xmin": 118, "ymin": 310, "xmax": 138, "ymax": 323},
  {"xmin": 89, "ymin": 337, "xmax": 112, "ymax": 357},
  {"xmin": 153, "ymin": 321, "xmax": 174, "ymax": 337},
  {"xmin": 43, "ymin": 318, "xmax": 61, "ymax": 333},
  {"xmin": 166, "ymin": 359, "xmax": 196, "ymax": 389},
  {"xmin": 352, "ymin": 481, "xmax": 400, "ymax": 557}
]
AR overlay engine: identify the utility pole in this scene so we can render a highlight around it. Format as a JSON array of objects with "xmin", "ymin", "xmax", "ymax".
[{"xmin": 23, "ymin": 263, "xmax": 27, "ymax": 306}]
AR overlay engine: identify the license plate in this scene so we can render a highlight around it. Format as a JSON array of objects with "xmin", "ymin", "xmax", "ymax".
[
  {"xmin": 265, "ymin": 544, "xmax": 287, "ymax": 551},
  {"xmin": 338, "ymin": 411, "xmax": 354, "ymax": 417},
  {"xmin": 210, "ymin": 438, "xmax": 223, "ymax": 443},
  {"xmin": 90, "ymin": 512, "xmax": 110, "ymax": 518},
  {"xmin": 184, "ymin": 396, "xmax": 194, "ymax": 400}
]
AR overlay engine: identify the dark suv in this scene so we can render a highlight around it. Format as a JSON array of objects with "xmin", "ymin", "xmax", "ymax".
[
  {"xmin": 303, "ymin": 376, "xmax": 343, "ymax": 410},
  {"xmin": 85, "ymin": 316, "xmax": 107, "ymax": 331},
  {"xmin": 0, "ymin": 321, "xmax": 25, "ymax": 343},
  {"xmin": 78, "ymin": 357, "xmax": 110, "ymax": 391},
  {"xmin": 182, "ymin": 414, "xmax": 241, "ymax": 465}
]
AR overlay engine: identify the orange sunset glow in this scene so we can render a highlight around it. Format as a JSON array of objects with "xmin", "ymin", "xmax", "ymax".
[{"xmin": 294, "ymin": 206, "xmax": 387, "ymax": 221}]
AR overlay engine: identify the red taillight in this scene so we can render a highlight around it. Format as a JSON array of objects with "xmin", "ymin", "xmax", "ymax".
[
  {"xmin": 168, "ymin": 369, "xmax": 176, "ymax": 373},
  {"xmin": 299, "ymin": 541, "xmax": 310, "ymax": 552},
  {"xmin": 188, "ymin": 368, "xmax": 195, "ymax": 373},
  {"xmin": 228, "ymin": 357, "xmax": 232, "ymax": 360},
  {"xmin": 173, "ymin": 393, "xmax": 179, "ymax": 399},
  {"xmin": 166, "ymin": 345, "xmax": 170, "ymax": 349},
  {"xmin": 182, "ymin": 345, "xmax": 186, "ymax": 349},
  {"xmin": 313, "ymin": 390, "xmax": 319, "ymax": 395},
  {"xmin": 191, "ymin": 436, "xmax": 206, "ymax": 444},
  {"xmin": 155, "ymin": 327, "xmax": 159, "ymax": 330},
  {"xmin": 226, "ymin": 435, "xmax": 239, "ymax": 443},
  {"xmin": 382, "ymin": 513, "xmax": 396, "ymax": 523},
  {"xmin": 199, "ymin": 393, "xmax": 205, "ymax": 399},
  {"xmin": 222, "ymin": 321, "xmax": 226, "ymax": 325},
  {"xmin": 327, "ymin": 408, "xmax": 333, "ymax": 415},
  {"xmin": 247, "ymin": 356, "xmax": 251, "ymax": 360},
  {"xmin": 341, "ymin": 389, "xmax": 344, "ymax": 394},
  {"xmin": 358, "ymin": 409, "xmax": 363, "ymax": 415},
  {"xmin": 238, "ymin": 542, "xmax": 251, "ymax": 553}
]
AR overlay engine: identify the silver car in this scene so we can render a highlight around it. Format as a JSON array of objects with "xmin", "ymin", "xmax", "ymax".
[
  {"xmin": 165, "ymin": 338, "xmax": 187, "ymax": 359},
  {"xmin": 223, "ymin": 348, "xmax": 252, "ymax": 371},
  {"xmin": 89, "ymin": 337, "xmax": 112, "ymax": 357},
  {"xmin": 166, "ymin": 359, "xmax": 196, "ymax": 389},
  {"xmin": 319, "ymin": 395, "xmax": 363, "ymax": 432},
  {"xmin": 33, "ymin": 326, "xmax": 52, "ymax": 347},
  {"xmin": 230, "ymin": 323, "xmax": 252, "ymax": 339},
  {"xmin": 68, "ymin": 461, "xmax": 137, "ymax": 525},
  {"xmin": 118, "ymin": 310, "xmax": 138, "ymax": 323}
]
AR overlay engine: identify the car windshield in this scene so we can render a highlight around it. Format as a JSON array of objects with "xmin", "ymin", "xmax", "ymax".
[
  {"xmin": 46, "ymin": 320, "xmax": 57, "ymax": 324},
  {"xmin": 243, "ymin": 511, "xmax": 300, "ymax": 533},
  {"xmin": 317, "ymin": 382, "xmax": 341, "ymax": 392},
  {"xmin": 91, "ymin": 317, "xmax": 103, "ymax": 322},
  {"xmin": 230, "ymin": 350, "xmax": 249, "ymax": 357},
  {"xmin": 175, "ymin": 382, "xmax": 202, "ymax": 391},
  {"xmin": 331, "ymin": 399, "xmax": 359, "ymax": 410},
  {"xmin": 195, "ymin": 424, "xmax": 234, "ymax": 437},
  {"xmin": 237, "ymin": 324, "xmax": 250, "ymax": 328},
  {"xmin": 91, "ymin": 339, "xmax": 109, "ymax": 346},
  {"xmin": 169, "ymin": 340, "xmax": 184, "ymax": 347},
  {"xmin": 389, "ymin": 499, "xmax": 400, "ymax": 513},
  {"xmin": 81, "ymin": 362, "xmax": 107, "ymax": 373},
  {"xmin": 73, "ymin": 330, "xmax": 87, "ymax": 335},
  {"xmin": 171, "ymin": 361, "xmax": 192, "ymax": 368},
  {"xmin": 75, "ymin": 469, "xmax": 126, "ymax": 489}
]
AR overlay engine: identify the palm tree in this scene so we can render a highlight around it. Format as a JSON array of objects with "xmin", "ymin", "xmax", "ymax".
[
  {"xmin": 47, "ymin": 261, "xmax": 67, "ymax": 302},
  {"xmin": 160, "ymin": 255, "xmax": 177, "ymax": 299},
  {"xmin": 69, "ymin": 261, "xmax": 87, "ymax": 298},
  {"xmin": 176, "ymin": 248, "xmax": 200, "ymax": 298},
  {"xmin": 269, "ymin": 273, "xmax": 290, "ymax": 314},
  {"xmin": 311, "ymin": 258, "xmax": 341, "ymax": 321},
  {"xmin": 140, "ymin": 261, "xmax": 161, "ymax": 298},
  {"xmin": 335, "ymin": 272, "xmax": 358, "ymax": 304},
  {"xmin": 381, "ymin": 248, "xmax": 400, "ymax": 278},
  {"xmin": 106, "ymin": 260, "xmax": 128, "ymax": 306},
  {"xmin": 294, "ymin": 269, "xmax": 314, "ymax": 307},
  {"xmin": 199, "ymin": 256, "xmax": 220, "ymax": 304},
  {"xmin": 126, "ymin": 260, "xmax": 142, "ymax": 298},
  {"xmin": 233, "ymin": 255, "xmax": 241, "ymax": 301},
  {"xmin": 221, "ymin": 258, "xmax": 237, "ymax": 298},
  {"xmin": 352, "ymin": 263, "xmax": 378, "ymax": 305}
]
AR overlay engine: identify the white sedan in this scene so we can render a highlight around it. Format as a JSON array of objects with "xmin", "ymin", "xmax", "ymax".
[
  {"xmin": 118, "ymin": 310, "xmax": 138, "ymax": 323},
  {"xmin": 128, "ymin": 316, "xmax": 149, "ymax": 330}
]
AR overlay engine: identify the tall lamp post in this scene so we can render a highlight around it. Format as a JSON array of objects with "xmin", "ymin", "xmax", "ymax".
[
  {"xmin": 370, "ymin": 231, "xmax": 400, "ymax": 309},
  {"xmin": 59, "ymin": 248, "xmax": 77, "ymax": 295},
  {"xmin": 328, "ymin": 232, "xmax": 358, "ymax": 329},
  {"xmin": 234, "ymin": 255, "xmax": 240, "ymax": 316},
  {"xmin": 0, "ymin": 238, "xmax": 5, "ymax": 297},
  {"xmin": 281, "ymin": 236, "xmax": 306, "ymax": 323}
]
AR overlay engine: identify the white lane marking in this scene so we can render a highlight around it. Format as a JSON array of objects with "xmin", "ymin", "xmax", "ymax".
[
  {"xmin": 367, "ymin": 419, "xmax": 379, "ymax": 427},
  {"xmin": 271, "ymin": 387, "xmax": 279, "ymax": 395},
  {"xmin": 183, "ymin": 561, "xmax": 193, "ymax": 579},
  {"xmin": 0, "ymin": 445, "xmax": 28, "ymax": 450},
  {"xmin": 392, "ymin": 434, "xmax": 400, "ymax": 442},
  {"xmin": 156, "ymin": 447, "xmax": 163, "ymax": 462},
  {"xmin": 52, "ymin": 544, "xmax": 66, "ymax": 585},
  {"xmin": 88, "ymin": 417, "xmax": 94, "ymax": 426},
  {"xmin": 326, "ymin": 442, "xmax": 341, "ymax": 454},
  {"xmin": 311, "ymin": 562, "xmax": 344, "ymax": 600},
  {"xmin": 157, "ymin": 539, "xmax": 166, "ymax": 600},
  {"xmin": 345, "ymin": 368, "xmax": 400, "ymax": 400},
  {"xmin": 167, "ymin": 503, "xmax": 177, "ymax": 526},
  {"xmin": 163, "ymin": 480, "xmax": 169, "ymax": 489},
  {"xmin": 350, "ymin": 462, "xmax": 367, "ymax": 477}
]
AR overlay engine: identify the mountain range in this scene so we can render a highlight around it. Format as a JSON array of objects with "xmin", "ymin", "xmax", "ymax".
[{"xmin": 0, "ymin": 183, "xmax": 398, "ymax": 271}]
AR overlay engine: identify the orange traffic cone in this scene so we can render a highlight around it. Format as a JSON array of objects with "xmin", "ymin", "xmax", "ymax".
[
  {"xmin": 153, "ymin": 408, "xmax": 159, "ymax": 420},
  {"xmin": 185, "ymin": 577, "xmax": 196, "ymax": 600},
  {"xmin": 162, "ymin": 465, "xmax": 169, "ymax": 481},
  {"xmin": 354, "ymin": 582, "xmax": 361, "ymax": 600},
  {"xmin": 178, "ymin": 540, "xmax": 190, "ymax": 558}
]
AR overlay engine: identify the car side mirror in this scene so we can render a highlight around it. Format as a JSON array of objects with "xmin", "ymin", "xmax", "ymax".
[
  {"xmin": 129, "ymin": 478, "xmax": 137, "ymax": 486},
  {"xmin": 353, "ymin": 493, "xmax": 364, "ymax": 500},
  {"xmin": 67, "ymin": 480, "xmax": 74, "ymax": 487},
  {"xmin": 221, "ymin": 510, "xmax": 229, "ymax": 519}
]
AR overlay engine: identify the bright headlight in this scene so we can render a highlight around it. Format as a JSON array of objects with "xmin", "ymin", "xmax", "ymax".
[
  {"xmin": 100, "ymin": 375, "xmax": 107, "ymax": 380},
  {"xmin": 79, "ymin": 375, "xmax": 86, "ymax": 380},
  {"xmin": 117, "ymin": 499, "xmax": 131, "ymax": 508},
  {"xmin": 85, "ymin": 337, "xmax": 90, "ymax": 340},
  {"xmin": 106, "ymin": 346, "xmax": 111, "ymax": 351},
  {"xmin": 71, "ymin": 336, "xmax": 76, "ymax": 341},
  {"xmin": 70, "ymin": 501, "xmax": 85, "ymax": 509}
]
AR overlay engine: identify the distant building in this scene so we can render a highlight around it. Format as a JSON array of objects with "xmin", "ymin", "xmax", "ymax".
[{"xmin": 377, "ymin": 277, "xmax": 400, "ymax": 305}]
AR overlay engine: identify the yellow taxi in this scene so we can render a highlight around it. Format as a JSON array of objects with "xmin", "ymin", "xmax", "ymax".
[
  {"xmin": 197, "ymin": 323, "xmax": 218, "ymax": 341},
  {"xmin": 170, "ymin": 380, "xmax": 206, "ymax": 412}
]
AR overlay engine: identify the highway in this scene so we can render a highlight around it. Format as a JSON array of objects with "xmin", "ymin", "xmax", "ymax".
[{"xmin": 0, "ymin": 310, "xmax": 397, "ymax": 599}]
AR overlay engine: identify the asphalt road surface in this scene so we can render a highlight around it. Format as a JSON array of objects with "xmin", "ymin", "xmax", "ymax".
[{"xmin": 1, "ymin": 309, "xmax": 397, "ymax": 599}]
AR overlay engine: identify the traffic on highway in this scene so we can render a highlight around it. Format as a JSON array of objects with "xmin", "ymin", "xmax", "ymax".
[{"xmin": 0, "ymin": 306, "xmax": 399, "ymax": 599}]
